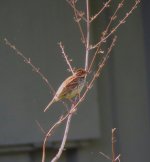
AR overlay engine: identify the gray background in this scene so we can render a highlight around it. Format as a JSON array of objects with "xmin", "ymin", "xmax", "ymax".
[{"xmin": 0, "ymin": 0, "xmax": 150, "ymax": 162}]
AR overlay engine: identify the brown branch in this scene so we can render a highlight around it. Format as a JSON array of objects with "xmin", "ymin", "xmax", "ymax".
[
  {"xmin": 66, "ymin": 0, "xmax": 87, "ymax": 22},
  {"xmin": 51, "ymin": 113, "xmax": 73, "ymax": 162},
  {"xmin": 71, "ymin": 0, "xmax": 86, "ymax": 45},
  {"xmin": 99, "ymin": 128, "xmax": 121, "ymax": 162},
  {"xmin": 58, "ymin": 42, "xmax": 74, "ymax": 74},
  {"xmin": 88, "ymin": 0, "xmax": 125, "ymax": 73},
  {"xmin": 90, "ymin": 0, "xmax": 112, "ymax": 23},
  {"xmin": 42, "ymin": 107, "xmax": 77, "ymax": 162},
  {"xmin": 112, "ymin": 128, "xmax": 116, "ymax": 162},
  {"xmin": 92, "ymin": 0, "xmax": 140, "ymax": 49},
  {"xmin": 3, "ymin": 38, "xmax": 55, "ymax": 94},
  {"xmin": 104, "ymin": 0, "xmax": 125, "ymax": 36}
]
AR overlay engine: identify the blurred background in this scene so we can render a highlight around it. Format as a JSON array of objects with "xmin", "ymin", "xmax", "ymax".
[{"xmin": 0, "ymin": 0, "xmax": 150, "ymax": 162}]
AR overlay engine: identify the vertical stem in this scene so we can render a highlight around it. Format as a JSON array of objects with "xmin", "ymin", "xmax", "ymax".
[
  {"xmin": 51, "ymin": 114, "xmax": 73, "ymax": 162},
  {"xmin": 85, "ymin": 0, "xmax": 90, "ymax": 71},
  {"xmin": 112, "ymin": 128, "xmax": 116, "ymax": 162}
]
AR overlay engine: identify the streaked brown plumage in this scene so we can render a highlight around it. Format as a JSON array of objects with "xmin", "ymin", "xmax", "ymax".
[{"xmin": 44, "ymin": 68, "xmax": 87, "ymax": 112}]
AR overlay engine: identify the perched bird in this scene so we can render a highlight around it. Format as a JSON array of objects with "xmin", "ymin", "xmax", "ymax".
[{"xmin": 44, "ymin": 68, "xmax": 87, "ymax": 112}]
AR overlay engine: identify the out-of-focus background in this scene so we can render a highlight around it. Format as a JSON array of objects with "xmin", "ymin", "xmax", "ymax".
[{"xmin": 0, "ymin": 0, "xmax": 150, "ymax": 162}]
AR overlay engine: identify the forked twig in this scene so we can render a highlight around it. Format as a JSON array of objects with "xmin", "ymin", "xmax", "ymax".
[
  {"xmin": 99, "ymin": 128, "xmax": 121, "ymax": 162},
  {"xmin": 92, "ymin": 0, "xmax": 140, "ymax": 49},
  {"xmin": 71, "ymin": 0, "xmax": 86, "ymax": 44},
  {"xmin": 66, "ymin": 0, "xmax": 87, "ymax": 22},
  {"xmin": 51, "ymin": 113, "xmax": 73, "ymax": 162},
  {"xmin": 88, "ymin": 0, "xmax": 125, "ymax": 73}
]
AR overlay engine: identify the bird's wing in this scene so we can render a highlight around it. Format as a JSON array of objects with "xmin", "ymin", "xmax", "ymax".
[{"xmin": 56, "ymin": 75, "xmax": 78, "ymax": 98}]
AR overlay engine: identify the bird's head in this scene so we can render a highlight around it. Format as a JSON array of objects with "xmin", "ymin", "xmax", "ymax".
[{"xmin": 74, "ymin": 68, "xmax": 87, "ymax": 78}]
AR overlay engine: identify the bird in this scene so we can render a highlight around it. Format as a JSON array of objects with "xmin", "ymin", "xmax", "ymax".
[{"xmin": 44, "ymin": 68, "xmax": 87, "ymax": 112}]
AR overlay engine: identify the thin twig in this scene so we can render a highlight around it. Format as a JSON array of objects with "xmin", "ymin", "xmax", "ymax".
[
  {"xmin": 90, "ymin": 0, "xmax": 112, "ymax": 23},
  {"xmin": 85, "ymin": 0, "xmax": 90, "ymax": 71},
  {"xmin": 92, "ymin": 0, "xmax": 140, "ymax": 49},
  {"xmin": 112, "ymin": 128, "xmax": 116, "ymax": 162},
  {"xmin": 51, "ymin": 113, "xmax": 73, "ymax": 162},
  {"xmin": 58, "ymin": 42, "xmax": 74, "ymax": 74},
  {"xmin": 115, "ymin": 154, "xmax": 121, "ymax": 162},
  {"xmin": 99, "ymin": 152, "xmax": 112, "ymax": 161},
  {"xmin": 71, "ymin": 0, "xmax": 86, "ymax": 45},
  {"xmin": 66, "ymin": 0, "xmax": 87, "ymax": 22},
  {"xmin": 104, "ymin": 0, "xmax": 125, "ymax": 36},
  {"xmin": 3, "ymin": 38, "xmax": 55, "ymax": 94},
  {"xmin": 88, "ymin": 0, "xmax": 125, "ymax": 73},
  {"xmin": 35, "ymin": 120, "xmax": 46, "ymax": 134}
]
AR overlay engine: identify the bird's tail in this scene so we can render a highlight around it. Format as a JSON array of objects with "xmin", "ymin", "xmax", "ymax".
[{"xmin": 44, "ymin": 97, "xmax": 56, "ymax": 112}]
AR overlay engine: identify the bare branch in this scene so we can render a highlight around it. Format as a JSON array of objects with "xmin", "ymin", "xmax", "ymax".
[
  {"xmin": 115, "ymin": 154, "xmax": 121, "ymax": 162},
  {"xmin": 85, "ymin": 0, "xmax": 90, "ymax": 71},
  {"xmin": 90, "ymin": 0, "xmax": 112, "ymax": 23},
  {"xmin": 35, "ymin": 120, "xmax": 46, "ymax": 134},
  {"xmin": 71, "ymin": 0, "xmax": 86, "ymax": 45},
  {"xmin": 88, "ymin": 0, "xmax": 125, "ymax": 73},
  {"xmin": 112, "ymin": 128, "xmax": 116, "ymax": 162},
  {"xmin": 92, "ymin": 0, "xmax": 140, "ymax": 49},
  {"xmin": 3, "ymin": 38, "xmax": 55, "ymax": 94},
  {"xmin": 42, "ymin": 108, "xmax": 77, "ymax": 162},
  {"xmin": 66, "ymin": 0, "xmax": 87, "ymax": 22},
  {"xmin": 99, "ymin": 152, "xmax": 112, "ymax": 161},
  {"xmin": 104, "ymin": 0, "xmax": 125, "ymax": 36},
  {"xmin": 51, "ymin": 113, "xmax": 73, "ymax": 162},
  {"xmin": 88, "ymin": 0, "xmax": 140, "ymax": 73},
  {"xmin": 58, "ymin": 42, "xmax": 74, "ymax": 74}
]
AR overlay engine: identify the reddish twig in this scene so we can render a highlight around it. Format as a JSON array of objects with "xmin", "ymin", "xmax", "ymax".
[
  {"xmin": 71, "ymin": 0, "xmax": 86, "ymax": 45},
  {"xmin": 90, "ymin": 0, "xmax": 112, "ymax": 23},
  {"xmin": 112, "ymin": 128, "xmax": 116, "ymax": 162},
  {"xmin": 92, "ymin": 0, "xmax": 140, "ymax": 49},
  {"xmin": 3, "ymin": 38, "xmax": 55, "ymax": 94},
  {"xmin": 58, "ymin": 42, "xmax": 74, "ymax": 74},
  {"xmin": 66, "ymin": 0, "xmax": 87, "ymax": 22},
  {"xmin": 88, "ymin": 0, "xmax": 125, "ymax": 73}
]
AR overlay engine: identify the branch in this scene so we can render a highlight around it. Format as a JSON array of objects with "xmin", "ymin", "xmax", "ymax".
[
  {"xmin": 85, "ymin": 0, "xmax": 90, "ymax": 71},
  {"xmin": 112, "ymin": 128, "xmax": 116, "ymax": 162},
  {"xmin": 90, "ymin": 0, "xmax": 112, "ymax": 23},
  {"xmin": 66, "ymin": 0, "xmax": 87, "ymax": 22},
  {"xmin": 3, "ymin": 38, "xmax": 55, "ymax": 94},
  {"xmin": 71, "ymin": 0, "xmax": 86, "ymax": 45},
  {"xmin": 58, "ymin": 42, "xmax": 74, "ymax": 74},
  {"xmin": 88, "ymin": 0, "xmax": 140, "ymax": 74},
  {"xmin": 42, "ymin": 106, "xmax": 76, "ymax": 162},
  {"xmin": 99, "ymin": 128, "xmax": 121, "ymax": 162},
  {"xmin": 88, "ymin": 0, "xmax": 125, "ymax": 73},
  {"xmin": 51, "ymin": 113, "xmax": 73, "ymax": 162},
  {"xmin": 92, "ymin": 0, "xmax": 140, "ymax": 49}
]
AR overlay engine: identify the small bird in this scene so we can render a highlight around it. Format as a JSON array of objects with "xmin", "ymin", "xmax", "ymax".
[{"xmin": 44, "ymin": 68, "xmax": 87, "ymax": 112}]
